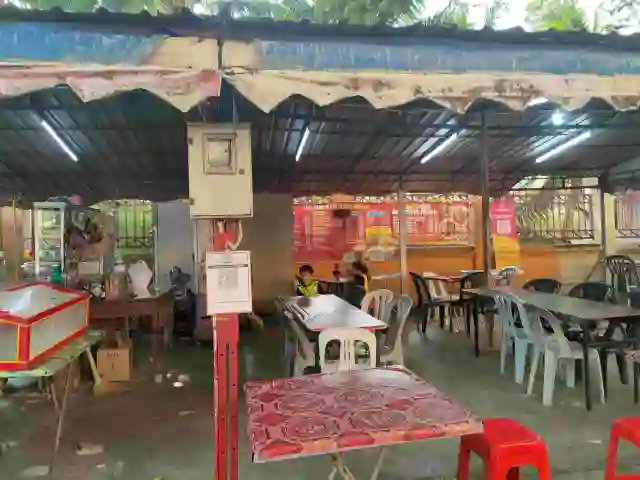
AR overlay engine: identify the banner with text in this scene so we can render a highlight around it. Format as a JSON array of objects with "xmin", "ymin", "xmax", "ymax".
[
  {"xmin": 293, "ymin": 201, "xmax": 471, "ymax": 263},
  {"xmin": 490, "ymin": 198, "xmax": 521, "ymax": 269}
]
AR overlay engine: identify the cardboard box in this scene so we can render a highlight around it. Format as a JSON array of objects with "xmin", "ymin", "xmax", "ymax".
[{"xmin": 97, "ymin": 342, "xmax": 132, "ymax": 382}]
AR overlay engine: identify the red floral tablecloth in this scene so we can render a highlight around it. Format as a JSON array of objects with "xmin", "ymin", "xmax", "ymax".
[{"xmin": 245, "ymin": 366, "xmax": 482, "ymax": 462}]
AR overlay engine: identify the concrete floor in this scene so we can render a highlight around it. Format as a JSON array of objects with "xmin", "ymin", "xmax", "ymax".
[{"xmin": 1, "ymin": 314, "xmax": 639, "ymax": 479}]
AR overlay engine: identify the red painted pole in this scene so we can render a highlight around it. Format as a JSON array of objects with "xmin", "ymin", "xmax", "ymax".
[
  {"xmin": 211, "ymin": 221, "xmax": 240, "ymax": 480},
  {"xmin": 213, "ymin": 315, "xmax": 238, "ymax": 479}
]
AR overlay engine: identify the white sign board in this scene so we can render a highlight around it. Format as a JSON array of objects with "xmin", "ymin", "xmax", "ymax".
[{"xmin": 205, "ymin": 250, "xmax": 252, "ymax": 315}]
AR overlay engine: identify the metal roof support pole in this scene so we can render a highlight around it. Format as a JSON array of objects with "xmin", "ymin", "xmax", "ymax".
[
  {"xmin": 398, "ymin": 186, "xmax": 408, "ymax": 294},
  {"xmin": 480, "ymin": 122, "xmax": 495, "ymax": 349},
  {"xmin": 599, "ymin": 184, "xmax": 609, "ymax": 284},
  {"xmin": 480, "ymin": 123, "xmax": 492, "ymax": 284}
]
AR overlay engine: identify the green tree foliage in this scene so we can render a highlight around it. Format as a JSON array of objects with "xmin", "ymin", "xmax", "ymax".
[
  {"xmin": 525, "ymin": 0, "xmax": 589, "ymax": 31},
  {"xmin": 17, "ymin": 0, "xmax": 637, "ymax": 32},
  {"xmin": 312, "ymin": 0, "xmax": 420, "ymax": 25},
  {"xmin": 426, "ymin": 0, "xmax": 471, "ymax": 28}
]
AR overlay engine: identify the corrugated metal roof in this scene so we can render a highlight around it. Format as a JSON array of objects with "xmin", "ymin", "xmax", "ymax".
[
  {"xmin": 0, "ymin": 6, "xmax": 639, "ymax": 52},
  {"xmin": 1, "ymin": 84, "xmax": 639, "ymax": 202},
  {"xmin": 242, "ymin": 95, "xmax": 640, "ymax": 195},
  {"xmin": 0, "ymin": 86, "xmax": 187, "ymax": 203}
]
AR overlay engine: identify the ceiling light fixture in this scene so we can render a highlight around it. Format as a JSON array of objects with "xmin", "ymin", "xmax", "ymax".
[
  {"xmin": 192, "ymin": 3, "xmax": 207, "ymax": 14},
  {"xmin": 535, "ymin": 131, "xmax": 591, "ymax": 164},
  {"xmin": 40, "ymin": 119, "xmax": 78, "ymax": 162},
  {"xmin": 295, "ymin": 127, "xmax": 310, "ymax": 162},
  {"xmin": 551, "ymin": 110, "xmax": 565, "ymax": 126},
  {"xmin": 421, "ymin": 131, "xmax": 459, "ymax": 164}
]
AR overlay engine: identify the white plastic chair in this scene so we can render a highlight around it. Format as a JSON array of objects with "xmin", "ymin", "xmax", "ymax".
[
  {"xmin": 379, "ymin": 295, "xmax": 413, "ymax": 366},
  {"xmin": 494, "ymin": 292, "xmax": 545, "ymax": 385},
  {"xmin": 361, "ymin": 289, "xmax": 394, "ymax": 322},
  {"xmin": 283, "ymin": 311, "xmax": 316, "ymax": 376},
  {"xmin": 526, "ymin": 306, "xmax": 605, "ymax": 407},
  {"xmin": 318, "ymin": 328, "xmax": 377, "ymax": 373}
]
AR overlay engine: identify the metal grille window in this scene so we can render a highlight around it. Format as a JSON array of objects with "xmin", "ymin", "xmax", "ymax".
[
  {"xmin": 511, "ymin": 189, "xmax": 595, "ymax": 241},
  {"xmin": 615, "ymin": 192, "xmax": 640, "ymax": 238},
  {"xmin": 113, "ymin": 201, "xmax": 154, "ymax": 250}
]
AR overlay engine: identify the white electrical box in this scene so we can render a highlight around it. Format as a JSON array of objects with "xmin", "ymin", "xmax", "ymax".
[
  {"xmin": 188, "ymin": 123, "xmax": 253, "ymax": 218},
  {"xmin": 205, "ymin": 250, "xmax": 252, "ymax": 315}
]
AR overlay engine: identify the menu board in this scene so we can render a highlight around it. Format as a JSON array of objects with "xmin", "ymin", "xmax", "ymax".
[
  {"xmin": 391, "ymin": 201, "xmax": 470, "ymax": 244},
  {"xmin": 294, "ymin": 201, "xmax": 471, "ymax": 263}
]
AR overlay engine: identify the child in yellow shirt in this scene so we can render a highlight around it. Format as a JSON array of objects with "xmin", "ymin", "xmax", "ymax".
[{"xmin": 295, "ymin": 264, "xmax": 319, "ymax": 297}]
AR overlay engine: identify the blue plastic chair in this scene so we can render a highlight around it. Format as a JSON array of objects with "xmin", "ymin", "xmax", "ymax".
[{"xmin": 494, "ymin": 292, "xmax": 545, "ymax": 385}]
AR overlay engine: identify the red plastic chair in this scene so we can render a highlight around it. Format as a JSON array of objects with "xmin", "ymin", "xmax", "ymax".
[
  {"xmin": 605, "ymin": 418, "xmax": 640, "ymax": 480},
  {"xmin": 457, "ymin": 418, "xmax": 551, "ymax": 480}
]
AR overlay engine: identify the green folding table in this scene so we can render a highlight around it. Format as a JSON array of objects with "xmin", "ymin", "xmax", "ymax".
[{"xmin": 0, "ymin": 330, "xmax": 103, "ymax": 475}]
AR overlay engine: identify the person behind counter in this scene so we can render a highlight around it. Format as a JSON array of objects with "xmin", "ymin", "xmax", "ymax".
[
  {"xmin": 350, "ymin": 260, "xmax": 370, "ymax": 294},
  {"xmin": 295, "ymin": 264, "xmax": 319, "ymax": 297}
]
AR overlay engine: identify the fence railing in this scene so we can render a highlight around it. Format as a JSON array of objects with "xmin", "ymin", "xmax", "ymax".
[
  {"xmin": 113, "ymin": 202, "xmax": 154, "ymax": 250},
  {"xmin": 510, "ymin": 189, "xmax": 595, "ymax": 241},
  {"xmin": 615, "ymin": 192, "xmax": 640, "ymax": 238}
]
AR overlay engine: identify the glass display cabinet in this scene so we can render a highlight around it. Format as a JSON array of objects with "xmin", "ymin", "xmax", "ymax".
[
  {"xmin": 31, "ymin": 202, "xmax": 108, "ymax": 285},
  {"xmin": 33, "ymin": 202, "xmax": 66, "ymax": 280}
]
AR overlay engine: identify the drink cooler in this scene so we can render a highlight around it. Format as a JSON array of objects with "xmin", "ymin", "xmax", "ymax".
[{"xmin": 0, "ymin": 282, "xmax": 90, "ymax": 371}]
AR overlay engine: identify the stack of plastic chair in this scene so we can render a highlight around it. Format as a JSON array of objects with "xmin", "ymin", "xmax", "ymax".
[
  {"xmin": 494, "ymin": 292, "xmax": 545, "ymax": 385},
  {"xmin": 457, "ymin": 418, "xmax": 551, "ymax": 480},
  {"xmin": 606, "ymin": 254, "xmax": 640, "ymax": 299},
  {"xmin": 318, "ymin": 327, "xmax": 377, "ymax": 373},
  {"xmin": 379, "ymin": 295, "xmax": 413, "ymax": 366},
  {"xmin": 526, "ymin": 306, "xmax": 605, "ymax": 407}
]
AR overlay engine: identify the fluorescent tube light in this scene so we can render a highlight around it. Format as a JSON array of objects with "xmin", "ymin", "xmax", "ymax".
[
  {"xmin": 295, "ymin": 128, "xmax": 310, "ymax": 162},
  {"xmin": 535, "ymin": 131, "xmax": 591, "ymax": 164},
  {"xmin": 526, "ymin": 97, "xmax": 549, "ymax": 107},
  {"xmin": 41, "ymin": 119, "xmax": 78, "ymax": 162},
  {"xmin": 421, "ymin": 132, "xmax": 459, "ymax": 164},
  {"xmin": 192, "ymin": 3, "xmax": 206, "ymax": 14}
]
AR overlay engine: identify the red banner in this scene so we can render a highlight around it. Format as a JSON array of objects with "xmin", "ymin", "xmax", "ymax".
[
  {"xmin": 490, "ymin": 198, "xmax": 521, "ymax": 269},
  {"xmin": 490, "ymin": 198, "xmax": 517, "ymax": 240},
  {"xmin": 293, "ymin": 201, "xmax": 471, "ymax": 263}
]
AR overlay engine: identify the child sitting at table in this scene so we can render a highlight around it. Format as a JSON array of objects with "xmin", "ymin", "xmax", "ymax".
[{"xmin": 295, "ymin": 264, "xmax": 319, "ymax": 297}]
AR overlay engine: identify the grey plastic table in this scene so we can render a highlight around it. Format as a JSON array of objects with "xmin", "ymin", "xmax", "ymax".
[
  {"xmin": 466, "ymin": 287, "xmax": 640, "ymax": 410},
  {"xmin": 276, "ymin": 294, "xmax": 387, "ymax": 374},
  {"xmin": 277, "ymin": 294, "xmax": 387, "ymax": 332}
]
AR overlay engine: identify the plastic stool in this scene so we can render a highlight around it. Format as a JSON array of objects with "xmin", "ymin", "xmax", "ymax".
[
  {"xmin": 605, "ymin": 418, "xmax": 640, "ymax": 480},
  {"xmin": 457, "ymin": 418, "xmax": 551, "ymax": 480}
]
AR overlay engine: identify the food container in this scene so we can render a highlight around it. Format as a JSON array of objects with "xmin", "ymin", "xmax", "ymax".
[{"xmin": 0, "ymin": 282, "xmax": 89, "ymax": 370}]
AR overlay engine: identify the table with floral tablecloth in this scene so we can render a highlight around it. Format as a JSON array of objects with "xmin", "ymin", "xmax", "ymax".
[{"xmin": 245, "ymin": 366, "xmax": 482, "ymax": 479}]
